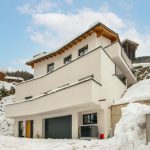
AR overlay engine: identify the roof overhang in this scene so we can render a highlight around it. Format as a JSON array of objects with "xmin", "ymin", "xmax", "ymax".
[{"xmin": 26, "ymin": 22, "xmax": 119, "ymax": 68}]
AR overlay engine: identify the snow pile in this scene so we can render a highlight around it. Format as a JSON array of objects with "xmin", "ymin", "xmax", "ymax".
[
  {"xmin": 0, "ymin": 95, "xmax": 15, "ymax": 136},
  {"xmin": 0, "ymin": 81, "xmax": 15, "ymax": 91},
  {"xmin": 133, "ymin": 63, "xmax": 150, "ymax": 68},
  {"xmin": 116, "ymin": 79, "xmax": 150, "ymax": 104},
  {"xmin": 114, "ymin": 103, "xmax": 150, "ymax": 150},
  {"xmin": 0, "ymin": 103, "xmax": 149, "ymax": 150}
]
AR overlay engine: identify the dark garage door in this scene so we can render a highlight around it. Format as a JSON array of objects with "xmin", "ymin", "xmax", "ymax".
[{"xmin": 45, "ymin": 115, "xmax": 72, "ymax": 139}]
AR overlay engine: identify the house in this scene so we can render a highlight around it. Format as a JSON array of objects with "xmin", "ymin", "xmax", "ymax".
[
  {"xmin": 5, "ymin": 22, "xmax": 137, "ymax": 139},
  {"xmin": 0, "ymin": 71, "xmax": 24, "ymax": 83},
  {"xmin": 4, "ymin": 76, "xmax": 24, "ymax": 83}
]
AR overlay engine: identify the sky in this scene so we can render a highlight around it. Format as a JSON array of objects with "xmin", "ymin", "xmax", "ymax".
[{"xmin": 0, "ymin": 0, "xmax": 150, "ymax": 73}]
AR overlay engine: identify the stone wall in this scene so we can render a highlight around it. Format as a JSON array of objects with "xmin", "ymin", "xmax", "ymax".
[{"xmin": 111, "ymin": 100, "xmax": 150, "ymax": 131}]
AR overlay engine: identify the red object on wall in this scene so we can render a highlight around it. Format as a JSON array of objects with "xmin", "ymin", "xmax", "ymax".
[{"xmin": 100, "ymin": 134, "xmax": 105, "ymax": 139}]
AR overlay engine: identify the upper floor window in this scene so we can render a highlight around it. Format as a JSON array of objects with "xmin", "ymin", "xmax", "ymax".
[
  {"xmin": 47, "ymin": 63, "xmax": 54, "ymax": 73},
  {"xmin": 83, "ymin": 113, "xmax": 97, "ymax": 125},
  {"xmin": 64, "ymin": 55, "xmax": 72, "ymax": 64},
  {"xmin": 78, "ymin": 45, "xmax": 88, "ymax": 57}
]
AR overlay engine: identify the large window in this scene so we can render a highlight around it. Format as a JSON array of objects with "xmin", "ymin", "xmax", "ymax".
[
  {"xmin": 83, "ymin": 113, "xmax": 97, "ymax": 125},
  {"xmin": 64, "ymin": 55, "xmax": 72, "ymax": 64},
  {"xmin": 47, "ymin": 63, "xmax": 54, "ymax": 73},
  {"xmin": 78, "ymin": 45, "xmax": 88, "ymax": 57}
]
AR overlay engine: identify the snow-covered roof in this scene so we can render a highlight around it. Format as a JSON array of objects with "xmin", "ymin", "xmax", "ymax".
[
  {"xmin": 116, "ymin": 79, "xmax": 150, "ymax": 104},
  {"xmin": 5, "ymin": 76, "xmax": 24, "ymax": 81}
]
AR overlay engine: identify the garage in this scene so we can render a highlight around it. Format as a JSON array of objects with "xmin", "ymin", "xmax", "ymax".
[{"xmin": 45, "ymin": 115, "xmax": 72, "ymax": 139}]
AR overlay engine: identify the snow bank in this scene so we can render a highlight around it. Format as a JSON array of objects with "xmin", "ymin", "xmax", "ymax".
[
  {"xmin": 0, "ymin": 95, "xmax": 15, "ymax": 136},
  {"xmin": 114, "ymin": 103, "xmax": 150, "ymax": 150},
  {"xmin": 133, "ymin": 63, "xmax": 150, "ymax": 68},
  {"xmin": 116, "ymin": 79, "xmax": 150, "ymax": 104},
  {"xmin": 0, "ymin": 81, "xmax": 15, "ymax": 91}
]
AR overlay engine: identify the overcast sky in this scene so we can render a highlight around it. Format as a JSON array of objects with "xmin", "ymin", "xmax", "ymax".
[{"xmin": 0, "ymin": 0, "xmax": 150, "ymax": 72}]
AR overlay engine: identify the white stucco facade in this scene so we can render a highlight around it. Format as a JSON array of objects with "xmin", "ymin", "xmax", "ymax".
[{"xmin": 5, "ymin": 23, "xmax": 136, "ymax": 139}]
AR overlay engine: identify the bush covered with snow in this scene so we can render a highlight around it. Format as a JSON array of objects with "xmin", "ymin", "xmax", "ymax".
[
  {"xmin": 0, "ymin": 81, "xmax": 15, "ymax": 91},
  {"xmin": 0, "ymin": 81, "xmax": 15, "ymax": 136},
  {"xmin": 0, "ymin": 95, "xmax": 15, "ymax": 136}
]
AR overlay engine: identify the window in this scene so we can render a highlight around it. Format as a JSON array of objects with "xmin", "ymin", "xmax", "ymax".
[
  {"xmin": 19, "ymin": 121, "xmax": 24, "ymax": 137},
  {"xmin": 83, "ymin": 113, "xmax": 97, "ymax": 125},
  {"xmin": 78, "ymin": 45, "xmax": 88, "ymax": 56},
  {"xmin": 47, "ymin": 63, "xmax": 54, "ymax": 73},
  {"xmin": 25, "ymin": 96, "xmax": 32, "ymax": 100},
  {"xmin": 64, "ymin": 55, "xmax": 72, "ymax": 64}
]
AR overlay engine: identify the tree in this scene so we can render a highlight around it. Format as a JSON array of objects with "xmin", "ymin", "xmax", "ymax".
[{"xmin": 0, "ymin": 85, "xmax": 10, "ymax": 100}]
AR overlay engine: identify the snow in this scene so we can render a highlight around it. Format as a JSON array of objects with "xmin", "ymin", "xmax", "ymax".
[
  {"xmin": 116, "ymin": 79, "xmax": 150, "ymax": 104},
  {"xmin": 0, "ymin": 81, "xmax": 15, "ymax": 91},
  {"xmin": 0, "ymin": 95, "xmax": 15, "ymax": 136},
  {"xmin": 0, "ymin": 103, "xmax": 149, "ymax": 149},
  {"xmin": 133, "ymin": 63, "xmax": 150, "ymax": 68},
  {"xmin": 114, "ymin": 103, "xmax": 150, "ymax": 149},
  {"xmin": 5, "ymin": 76, "xmax": 24, "ymax": 81}
]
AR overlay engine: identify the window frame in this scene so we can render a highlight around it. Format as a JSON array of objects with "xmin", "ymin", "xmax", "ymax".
[
  {"xmin": 64, "ymin": 55, "xmax": 72, "ymax": 64},
  {"xmin": 47, "ymin": 63, "xmax": 54, "ymax": 73},
  {"xmin": 83, "ymin": 113, "xmax": 97, "ymax": 125},
  {"xmin": 78, "ymin": 45, "xmax": 88, "ymax": 57}
]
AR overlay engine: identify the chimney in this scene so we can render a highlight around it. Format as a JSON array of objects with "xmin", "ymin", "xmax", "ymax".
[{"xmin": 122, "ymin": 39, "xmax": 139, "ymax": 63}]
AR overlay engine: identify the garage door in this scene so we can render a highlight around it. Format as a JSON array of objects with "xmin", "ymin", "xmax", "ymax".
[{"xmin": 45, "ymin": 115, "xmax": 72, "ymax": 139}]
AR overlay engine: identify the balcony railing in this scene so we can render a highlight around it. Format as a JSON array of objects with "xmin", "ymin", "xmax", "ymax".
[{"xmin": 5, "ymin": 78, "xmax": 103, "ymax": 118}]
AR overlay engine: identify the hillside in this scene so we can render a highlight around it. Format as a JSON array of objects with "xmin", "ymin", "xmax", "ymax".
[
  {"xmin": 0, "ymin": 81, "xmax": 15, "ymax": 136},
  {"xmin": 0, "ymin": 95, "xmax": 15, "ymax": 136},
  {"xmin": 134, "ymin": 63, "xmax": 150, "ymax": 81}
]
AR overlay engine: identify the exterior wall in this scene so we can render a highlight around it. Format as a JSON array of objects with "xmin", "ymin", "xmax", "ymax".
[
  {"xmin": 33, "ymin": 34, "xmax": 111, "ymax": 77},
  {"xmin": 6, "ymin": 79, "xmax": 103, "ymax": 118},
  {"xmin": 33, "ymin": 33, "xmax": 95, "ymax": 77},
  {"xmin": 15, "ymin": 48, "xmax": 102, "ymax": 101},
  {"xmin": 13, "ymin": 106, "xmax": 109, "ymax": 139},
  {"xmin": 104, "ymin": 42, "xmax": 136, "ymax": 85},
  {"xmin": 111, "ymin": 100, "xmax": 150, "ymax": 131},
  {"xmin": 100, "ymin": 49, "xmax": 126, "ymax": 102}
]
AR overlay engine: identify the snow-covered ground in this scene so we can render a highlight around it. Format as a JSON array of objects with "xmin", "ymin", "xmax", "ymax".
[
  {"xmin": 116, "ymin": 79, "xmax": 150, "ymax": 104},
  {"xmin": 133, "ymin": 63, "xmax": 150, "ymax": 68},
  {"xmin": 0, "ymin": 95, "xmax": 15, "ymax": 136},
  {"xmin": 0, "ymin": 81, "xmax": 15, "ymax": 136},
  {"xmin": 0, "ymin": 103, "xmax": 149, "ymax": 150}
]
